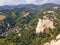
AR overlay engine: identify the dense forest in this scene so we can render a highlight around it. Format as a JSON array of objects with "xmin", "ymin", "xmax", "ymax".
[{"xmin": 0, "ymin": 3, "xmax": 60, "ymax": 45}]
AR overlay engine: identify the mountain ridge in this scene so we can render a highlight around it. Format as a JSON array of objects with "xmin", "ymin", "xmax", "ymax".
[{"xmin": 0, "ymin": 3, "xmax": 60, "ymax": 10}]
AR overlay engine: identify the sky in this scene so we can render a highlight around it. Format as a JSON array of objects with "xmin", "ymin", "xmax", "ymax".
[{"xmin": 0, "ymin": 0, "xmax": 60, "ymax": 6}]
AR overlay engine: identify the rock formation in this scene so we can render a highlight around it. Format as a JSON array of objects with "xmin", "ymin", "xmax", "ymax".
[
  {"xmin": 36, "ymin": 16, "xmax": 55, "ymax": 33},
  {"xmin": 44, "ymin": 34, "xmax": 60, "ymax": 45},
  {"xmin": 0, "ymin": 15, "xmax": 7, "ymax": 28}
]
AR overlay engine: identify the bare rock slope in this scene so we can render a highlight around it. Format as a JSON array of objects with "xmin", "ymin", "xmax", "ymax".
[{"xmin": 36, "ymin": 16, "xmax": 55, "ymax": 33}]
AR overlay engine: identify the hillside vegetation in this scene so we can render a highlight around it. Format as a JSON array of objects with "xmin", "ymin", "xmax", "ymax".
[{"xmin": 0, "ymin": 4, "xmax": 60, "ymax": 45}]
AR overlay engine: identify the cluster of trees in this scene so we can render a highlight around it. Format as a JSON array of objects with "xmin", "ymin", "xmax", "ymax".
[{"xmin": 0, "ymin": 7, "xmax": 60, "ymax": 45}]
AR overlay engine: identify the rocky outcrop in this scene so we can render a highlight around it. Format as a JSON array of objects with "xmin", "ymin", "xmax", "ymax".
[
  {"xmin": 44, "ymin": 34, "xmax": 60, "ymax": 45},
  {"xmin": 0, "ymin": 15, "xmax": 7, "ymax": 28},
  {"xmin": 36, "ymin": 16, "xmax": 55, "ymax": 33},
  {"xmin": 23, "ymin": 12, "xmax": 30, "ymax": 17},
  {"xmin": 1, "ymin": 27, "xmax": 20, "ymax": 37},
  {"xmin": 53, "ymin": 6, "xmax": 60, "ymax": 10},
  {"xmin": 43, "ymin": 11, "xmax": 55, "ymax": 14},
  {"xmin": 0, "ymin": 15, "xmax": 6, "ymax": 20}
]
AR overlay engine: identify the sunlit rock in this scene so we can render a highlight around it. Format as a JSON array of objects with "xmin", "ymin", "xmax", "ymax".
[
  {"xmin": 18, "ymin": 33, "xmax": 21, "ymax": 36},
  {"xmin": 44, "ymin": 43, "xmax": 50, "ymax": 45},
  {"xmin": 50, "ymin": 40, "xmax": 56, "ymax": 45},
  {"xmin": 0, "ymin": 15, "xmax": 6, "ymax": 20},
  {"xmin": 44, "ymin": 34, "xmax": 60, "ymax": 45},
  {"xmin": 43, "ymin": 11, "xmax": 46, "ymax": 14},
  {"xmin": 23, "ymin": 12, "xmax": 30, "ymax": 17},
  {"xmin": 47, "ymin": 11, "xmax": 55, "ymax": 14},
  {"xmin": 53, "ymin": 6, "xmax": 60, "ymax": 10},
  {"xmin": 56, "ymin": 34, "xmax": 60, "ymax": 39},
  {"xmin": 36, "ymin": 16, "xmax": 55, "ymax": 33}
]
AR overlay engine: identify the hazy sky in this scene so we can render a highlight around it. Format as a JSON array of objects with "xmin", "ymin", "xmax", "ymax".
[{"xmin": 0, "ymin": 0, "xmax": 60, "ymax": 6}]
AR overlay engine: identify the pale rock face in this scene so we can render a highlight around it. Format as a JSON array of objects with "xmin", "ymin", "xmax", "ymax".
[
  {"xmin": 43, "ymin": 11, "xmax": 46, "ymax": 14},
  {"xmin": 44, "ymin": 43, "xmax": 50, "ymax": 45},
  {"xmin": 0, "ymin": 15, "xmax": 6, "ymax": 20},
  {"xmin": 36, "ymin": 16, "xmax": 55, "ymax": 33},
  {"xmin": 43, "ymin": 11, "xmax": 55, "ymax": 14},
  {"xmin": 47, "ymin": 11, "xmax": 54, "ymax": 14},
  {"xmin": 36, "ymin": 19, "xmax": 44, "ymax": 33},
  {"xmin": 23, "ymin": 12, "xmax": 29, "ymax": 17},
  {"xmin": 44, "ymin": 34, "xmax": 60, "ymax": 45},
  {"xmin": 44, "ymin": 39, "xmax": 60, "ymax": 45},
  {"xmin": 18, "ymin": 33, "xmax": 21, "ymax": 36},
  {"xmin": 53, "ymin": 7, "xmax": 58, "ymax": 9},
  {"xmin": 53, "ymin": 6, "xmax": 60, "ymax": 10},
  {"xmin": 56, "ymin": 34, "xmax": 60, "ymax": 39},
  {"xmin": 50, "ymin": 40, "xmax": 56, "ymax": 45},
  {"xmin": 55, "ymin": 40, "xmax": 60, "ymax": 45}
]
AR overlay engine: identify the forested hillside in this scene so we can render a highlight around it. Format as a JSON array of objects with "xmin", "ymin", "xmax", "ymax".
[{"xmin": 0, "ymin": 3, "xmax": 60, "ymax": 45}]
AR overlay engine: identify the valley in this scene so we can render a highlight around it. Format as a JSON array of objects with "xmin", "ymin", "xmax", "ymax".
[{"xmin": 0, "ymin": 3, "xmax": 60, "ymax": 45}]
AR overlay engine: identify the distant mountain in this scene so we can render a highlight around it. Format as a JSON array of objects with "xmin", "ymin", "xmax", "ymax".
[
  {"xmin": 0, "ymin": 4, "xmax": 39, "ymax": 10},
  {"xmin": 39, "ymin": 3, "xmax": 60, "ymax": 9},
  {"xmin": 0, "ymin": 3, "xmax": 60, "ymax": 45},
  {"xmin": 0, "ymin": 3, "xmax": 60, "ymax": 10}
]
